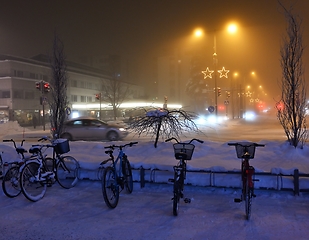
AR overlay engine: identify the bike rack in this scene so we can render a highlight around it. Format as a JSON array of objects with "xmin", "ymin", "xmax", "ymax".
[{"xmin": 78, "ymin": 166, "xmax": 308, "ymax": 195}]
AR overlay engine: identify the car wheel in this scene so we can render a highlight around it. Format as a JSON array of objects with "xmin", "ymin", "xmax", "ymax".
[
  {"xmin": 61, "ymin": 133, "xmax": 73, "ymax": 141},
  {"xmin": 107, "ymin": 131, "xmax": 119, "ymax": 141}
]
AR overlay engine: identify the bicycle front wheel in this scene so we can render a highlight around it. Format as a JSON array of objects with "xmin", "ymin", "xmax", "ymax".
[
  {"xmin": 2, "ymin": 165, "xmax": 21, "ymax": 198},
  {"xmin": 102, "ymin": 166, "xmax": 119, "ymax": 209},
  {"xmin": 56, "ymin": 156, "xmax": 79, "ymax": 189},
  {"xmin": 245, "ymin": 180, "xmax": 252, "ymax": 220},
  {"xmin": 20, "ymin": 161, "xmax": 47, "ymax": 202},
  {"xmin": 123, "ymin": 159, "xmax": 133, "ymax": 194}
]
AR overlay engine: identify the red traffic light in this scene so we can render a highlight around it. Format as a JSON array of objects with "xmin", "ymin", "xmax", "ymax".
[
  {"xmin": 43, "ymin": 82, "xmax": 50, "ymax": 92},
  {"xmin": 95, "ymin": 93, "xmax": 101, "ymax": 100}
]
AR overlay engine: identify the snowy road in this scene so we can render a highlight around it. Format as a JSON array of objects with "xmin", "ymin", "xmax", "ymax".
[{"xmin": 1, "ymin": 180, "xmax": 309, "ymax": 240}]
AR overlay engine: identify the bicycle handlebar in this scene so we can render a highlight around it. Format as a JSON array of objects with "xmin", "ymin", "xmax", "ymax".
[
  {"xmin": 165, "ymin": 137, "xmax": 204, "ymax": 144},
  {"xmin": 104, "ymin": 142, "xmax": 138, "ymax": 150},
  {"xmin": 3, "ymin": 139, "xmax": 25, "ymax": 149}
]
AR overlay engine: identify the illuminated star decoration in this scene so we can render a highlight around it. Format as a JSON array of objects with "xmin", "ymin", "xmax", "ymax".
[
  {"xmin": 202, "ymin": 67, "xmax": 214, "ymax": 79},
  {"xmin": 218, "ymin": 67, "xmax": 229, "ymax": 78}
]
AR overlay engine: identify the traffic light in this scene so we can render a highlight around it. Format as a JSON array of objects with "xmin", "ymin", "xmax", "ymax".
[
  {"xmin": 35, "ymin": 81, "xmax": 42, "ymax": 91},
  {"xmin": 43, "ymin": 82, "xmax": 50, "ymax": 92},
  {"xmin": 217, "ymin": 87, "xmax": 221, "ymax": 97},
  {"xmin": 226, "ymin": 91, "xmax": 230, "ymax": 98},
  {"xmin": 95, "ymin": 93, "xmax": 101, "ymax": 100}
]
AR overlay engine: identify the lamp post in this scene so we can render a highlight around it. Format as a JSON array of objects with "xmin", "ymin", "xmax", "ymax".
[
  {"xmin": 213, "ymin": 33, "xmax": 218, "ymax": 116},
  {"xmin": 196, "ymin": 23, "xmax": 237, "ymax": 117}
]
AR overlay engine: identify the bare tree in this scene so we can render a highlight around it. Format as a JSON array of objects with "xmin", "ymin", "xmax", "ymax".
[
  {"xmin": 276, "ymin": 2, "xmax": 308, "ymax": 148},
  {"xmin": 99, "ymin": 56, "xmax": 131, "ymax": 120},
  {"xmin": 101, "ymin": 76, "xmax": 130, "ymax": 120},
  {"xmin": 49, "ymin": 34, "xmax": 69, "ymax": 138},
  {"xmin": 129, "ymin": 108, "xmax": 200, "ymax": 148}
]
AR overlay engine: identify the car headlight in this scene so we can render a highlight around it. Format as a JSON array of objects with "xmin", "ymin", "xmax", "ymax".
[{"xmin": 119, "ymin": 128, "xmax": 126, "ymax": 131}]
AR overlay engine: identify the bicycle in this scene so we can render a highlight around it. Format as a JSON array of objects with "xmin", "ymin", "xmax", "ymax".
[
  {"xmin": 2, "ymin": 139, "xmax": 36, "ymax": 198},
  {"xmin": 228, "ymin": 141, "xmax": 265, "ymax": 220},
  {"xmin": 19, "ymin": 137, "xmax": 79, "ymax": 202},
  {"xmin": 100, "ymin": 142, "xmax": 138, "ymax": 209},
  {"xmin": 165, "ymin": 137, "xmax": 203, "ymax": 216}
]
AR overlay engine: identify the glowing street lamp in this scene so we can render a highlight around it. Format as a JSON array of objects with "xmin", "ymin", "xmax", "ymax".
[{"xmin": 197, "ymin": 23, "xmax": 238, "ymax": 116}]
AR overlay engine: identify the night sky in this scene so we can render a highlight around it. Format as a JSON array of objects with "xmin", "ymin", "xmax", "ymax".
[{"xmin": 1, "ymin": 0, "xmax": 309, "ymax": 99}]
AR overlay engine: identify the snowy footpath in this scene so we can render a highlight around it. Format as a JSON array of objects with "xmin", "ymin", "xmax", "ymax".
[{"xmin": 1, "ymin": 180, "xmax": 309, "ymax": 240}]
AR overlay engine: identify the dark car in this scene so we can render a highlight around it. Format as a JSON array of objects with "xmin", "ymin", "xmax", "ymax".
[{"xmin": 60, "ymin": 117, "xmax": 129, "ymax": 141}]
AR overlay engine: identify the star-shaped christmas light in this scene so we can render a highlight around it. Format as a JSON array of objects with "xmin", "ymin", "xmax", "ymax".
[
  {"xmin": 202, "ymin": 67, "xmax": 214, "ymax": 79},
  {"xmin": 218, "ymin": 67, "xmax": 229, "ymax": 78}
]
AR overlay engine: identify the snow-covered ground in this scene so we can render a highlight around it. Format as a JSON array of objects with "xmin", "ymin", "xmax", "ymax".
[{"xmin": 1, "ymin": 119, "xmax": 309, "ymax": 239}]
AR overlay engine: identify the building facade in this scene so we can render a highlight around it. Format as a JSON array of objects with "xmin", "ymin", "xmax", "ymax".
[{"xmin": 0, "ymin": 54, "xmax": 145, "ymax": 126}]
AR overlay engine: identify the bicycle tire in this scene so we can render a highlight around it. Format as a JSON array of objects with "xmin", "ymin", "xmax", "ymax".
[
  {"xmin": 56, "ymin": 156, "xmax": 79, "ymax": 189},
  {"xmin": 245, "ymin": 179, "xmax": 252, "ymax": 220},
  {"xmin": 2, "ymin": 165, "xmax": 22, "ymax": 198},
  {"xmin": 173, "ymin": 172, "xmax": 180, "ymax": 216},
  {"xmin": 123, "ymin": 159, "xmax": 133, "ymax": 194},
  {"xmin": 20, "ymin": 161, "xmax": 47, "ymax": 202},
  {"xmin": 102, "ymin": 166, "xmax": 119, "ymax": 209}
]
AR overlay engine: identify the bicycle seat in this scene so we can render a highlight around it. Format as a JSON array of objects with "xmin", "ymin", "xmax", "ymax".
[
  {"xmin": 105, "ymin": 150, "xmax": 113, "ymax": 155},
  {"xmin": 29, "ymin": 146, "xmax": 41, "ymax": 154},
  {"xmin": 16, "ymin": 147, "xmax": 27, "ymax": 154}
]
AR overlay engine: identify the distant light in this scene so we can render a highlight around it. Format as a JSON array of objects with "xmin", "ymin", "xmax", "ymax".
[
  {"xmin": 227, "ymin": 23, "xmax": 237, "ymax": 34},
  {"xmin": 194, "ymin": 28, "xmax": 203, "ymax": 37},
  {"xmin": 244, "ymin": 111, "xmax": 256, "ymax": 121}
]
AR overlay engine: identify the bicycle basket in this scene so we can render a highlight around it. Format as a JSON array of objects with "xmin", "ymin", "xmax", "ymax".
[
  {"xmin": 173, "ymin": 143, "xmax": 195, "ymax": 160},
  {"xmin": 54, "ymin": 139, "xmax": 70, "ymax": 154},
  {"xmin": 235, "ymin": 144, "xmax": 256, "ymax": 159}
]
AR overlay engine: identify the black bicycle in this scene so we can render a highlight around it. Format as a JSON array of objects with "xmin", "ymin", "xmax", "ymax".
[
  {"xmin": 100, "ymin": 142, "xmax": 138, "ymax": 209},
  {"xmin": 165, "ymin": 137, "xmax": 203, "ymax": 216},
  {"xmin": 228, "ymin": 142, "xmax": 265, "ymax": 220}
]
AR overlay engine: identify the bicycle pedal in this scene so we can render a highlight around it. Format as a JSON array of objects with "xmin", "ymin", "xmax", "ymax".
[
  {"xmin": 234, "ymin": 198, "xmax": 242, "ymax": 203},
  {"xmin": 184, "ymin": 198, "xmax": 191, "ymax": 203},
  {"xmin": 168, "ymin": 178, "xmax": 174, "ymax": 183}
]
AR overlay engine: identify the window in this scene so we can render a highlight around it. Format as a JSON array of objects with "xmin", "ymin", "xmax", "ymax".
[
  {"xmin": 71, "ymin": 80, "xmax": 77, "ymax": 87},
  {"xmin": 71, "ymin": 95, "xmax": 78, "ymax": 102},
  {"xmin": 1, "ymin": 91, "xmax": 10, "ymax": 98},
  {"xmin": 87, "ymin": 82, "xmax": 92, "ymax": 89},
  {"xmin": 87, "ymin": 96, "xmax": 92, "ymax": 102},
  {"xmin": 80, "ymin": 96, "xmax": 86, "ymax": 102},
  {"xmin": 13, "ymin": 90, "xmax": 23, "ymax": 99}
]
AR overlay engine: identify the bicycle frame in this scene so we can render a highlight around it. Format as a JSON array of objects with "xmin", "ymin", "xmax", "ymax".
[
  {"xmin": 228, "ymin": 142, "xmax": 265, "ymax": 220},
  {"xmin": 101, "ymin": 142, "xmax": 137, "ymax": 209},
  {"xmin": 106, "ymin": 149, "xmax": 126, "ymax": 180},
  {"xmin": 165, "ymin": 137, "xmax": 203, "ymax": 216}
]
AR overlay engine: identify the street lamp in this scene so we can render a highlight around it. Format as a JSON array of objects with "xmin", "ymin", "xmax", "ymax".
[{"xmin": 197, "ymin": 23, "xmax": 237, "ymax": 116}]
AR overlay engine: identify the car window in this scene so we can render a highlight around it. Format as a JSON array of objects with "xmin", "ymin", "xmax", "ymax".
[
  {"xmin": 91, "ymin": 120, "xmax": 103, "ymax": 126},
  {"xmin": 66, "ymin": 120, "xmax": 83, "ymax": 126}
]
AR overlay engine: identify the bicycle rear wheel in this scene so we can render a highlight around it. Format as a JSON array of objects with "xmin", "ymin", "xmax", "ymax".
[
  {"xmin": 173, "ymin": 172, "xmax": 180, "ymax": 216},
  {"xmin": 102, "ymin": 166, "xmax": 119, "ymax": 209},
  {"xmin": 56, "ymin": 156, "xmax": 79, "ymax": 189},
  {"xmin": 123, "ymin": 158, "xmax": 133, "ymax": 193},
  {"xmin": 245, "ymin": 180, "xmax": 252, "ymax": 220},
  {"xmin": 20, "ymin": 161, "xmax": 47, "ymax": 202},
  {"xmin": 2, "ymin": 165, "xmax": 21, "ymax": 198}
]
